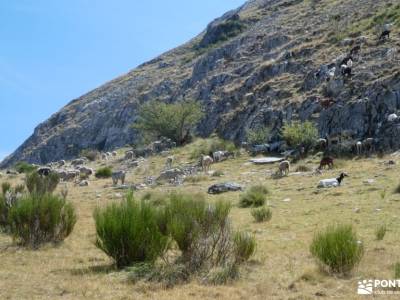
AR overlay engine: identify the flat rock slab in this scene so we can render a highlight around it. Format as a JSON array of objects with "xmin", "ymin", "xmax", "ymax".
[
  {"xmin": 250, "ymin": 157, "xmax": 284, "ymax": 164},
  {"xmin": 208, "ymin": 182, "xmax": 243, "ymax": 194}
]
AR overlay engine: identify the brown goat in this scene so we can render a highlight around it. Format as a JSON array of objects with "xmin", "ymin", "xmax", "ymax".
[{"xmin": 319, "ymin": 157, "xmax": 334, "ymax": 170}]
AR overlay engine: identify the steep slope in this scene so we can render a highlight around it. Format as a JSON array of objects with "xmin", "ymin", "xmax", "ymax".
[{"xmin": 2, "ymin": 0, "xmax": 400, "ymax": 167}]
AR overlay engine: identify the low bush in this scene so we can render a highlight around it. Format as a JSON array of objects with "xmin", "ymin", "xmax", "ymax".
[
  {"xmin": 375, "ymin": 224, "xmax": 387, "ymax": 241},
  {"xmin": 251, "ymin": 207, "xmax": 272, "ymax": 223},
  {"xmin": 233, "ymin": 231, "xmax": 256, "ymax": 263},
  {"xmin": 81, "ymin": 149, "xmax": 99, "ymax": 161},
  {"xmin": 189, "ymin": 136, "xmax": 237, "ymax": 159},
  {"xmin": 15, "ymin": 161, "xmax": 37, "ymax": 174},
  {"xmin": 282, "ymin": 121, "xmax": 318, "ymax": 153},
  {"xmin": 184, "ymin": 175, "xmax": 208, "ymax": 183},
  {"xmin": 94, "ymin": 192, "xmax": 169, "ymax": 268},
  {"xmin": 295, "ymin": 165, "xmax": 312, "ymax": 172},
  {"xmin": 310, "ymin": 224, "xmax": 363, "ymax": 274},
  {"xmin": 8, "ymin": 193, "xmax": 76, "ymax": 248},
  {"xmin": 239, "ymin": 185, "xmax": 268, "ymax": 208},
  {"xmin": 26, "ymin": 172, "xmax": 60, "ymax": 195},
  {"xmin": 246, "ymin": 126, "xmax": 270, "ymax": 146},
  {"xmin": 1, "ymin": 182, "xmax": 11, "ymax": 195},
  {"xmin": 95, "ymin": 167, "xmax": 113, "ymax": 179},
  {"xmin": 212, "ymin": 170, "xmax": 224, "ymax": 177}
]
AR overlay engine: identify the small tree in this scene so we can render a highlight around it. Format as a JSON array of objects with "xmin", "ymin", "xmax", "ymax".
[
  {"xmin": 133, "ymin": 100, "xmax": 203, "ymax": 145},
  {"xmin": 282, "ymin": 121, "xmax": 318, "ymax": 153},
  {"xmin": 246, "ymin": 126, "xmax": 270, "ymax": 146}
]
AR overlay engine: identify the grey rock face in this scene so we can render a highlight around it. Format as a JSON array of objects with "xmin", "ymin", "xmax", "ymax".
[{"xmin": 1, "ymin": 0, "xmax": 400, "ymax": 168}]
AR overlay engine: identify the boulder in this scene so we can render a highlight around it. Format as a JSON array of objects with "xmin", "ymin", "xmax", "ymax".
[
  {"xmin": 208, "ymin": 182, "xmax": 242, "ymax": 194},
  {"xmin": 157, "ymin": 168, "xmax": 185, "ymax": 182}
]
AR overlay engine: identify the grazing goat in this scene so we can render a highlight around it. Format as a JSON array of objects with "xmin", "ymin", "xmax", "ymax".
[
  {"xmin": 37, "ymin": 167, "xmax": 52, "ymax": 177},
  {"xmin": 212, "ymin": 150, "xmax": 234, "ymax": 162},
  {"xmin": 388, "ymin": 113, "xmax": 398, "ymax": 122},
  {"xmin": 278, "ymin": 160, "xmax": 290, "ymax": 176},
  {"xmin": 101, "ymin": 153, "xmax": 108, "ymax": 160},
  {"xmin": 201, "ymin": 155, "xmax": 213, "ymax": 173},
  {"xmin": 356, "ymin": 141, "xmax": 362, "ymax": 156},
  {"xmin": 379, "ymin": 30, "xmax": 391, "ymax": 41},
  {"xmin": 112, "ymin": 171, "xmax": 126, "ymax": 185},
  {"xmin": 112, "ymin": 151, "xmax": 117, "ymax": 157},
  {"xmin": 350, "ymin": 45, "xmax": 361, "ymax": 56},
  {"xmin": 165, "ymin": 156, "xmax": 174, "ymax": 169},
  {"xmin": 363, "ymin": 138, "xmax": 375, "ymax": 153},
  {"xmin": 79, "ymin": 166, "xmax": 94, "ymax": 177},
  {"xmin": 319, "ymin": 157, "xmax": 334, "ymax": 169},
  {"xmin": 341, "ymin": 64, "xmax": 352, "ymax": 77},
  {"xmin": 125, "ymin": 151, "xmax": 134, "ymax": 160},
  {"xmin": 318, "ymin": 173, "xmax": 348, "ymax": 188}
]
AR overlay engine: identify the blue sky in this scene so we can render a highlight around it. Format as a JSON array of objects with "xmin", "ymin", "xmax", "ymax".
[{"xmin": 0, "ymin": 0, "xmax": 245, "ymax": 162}]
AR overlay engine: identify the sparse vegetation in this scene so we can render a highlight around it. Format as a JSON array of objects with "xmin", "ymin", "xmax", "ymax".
[
  {"xmin": 395, "ymin": 262, "xmax": 400, "ymax": 279},
  {"xmin": 310, "ymin": 224, "xmax": 363, "ymax": 274},
  {"xmin": 295, "ymin": 164, "xmax": 312, "ymax": 172},
  {"xmin": 184, "ymin": 175, "xmax": 208, "ymax": 183},
  {"xmin": 1, "ymin": 182, "xmax": 11, "ymax": 195},
  {"xmin": 251, "ymin": 206, "xmax": 272, "ymax": 223},
  {"xmin": 95, "ymin": 167, "xmax": 113, "ymax": 178},
  {"xmin": 239, "ymin": 185, "xmax": 269, "ymax": 208},
  {"xmin": 375, "ymin": 224, "xmax": 387, "ymax": 240},
  {"xmin": 282, "ymin": 121, "xmax": 318, "ymax": 153},
  {"xmin": 133, "ymin": 99, "xmax": 204, "ymax": 145}
]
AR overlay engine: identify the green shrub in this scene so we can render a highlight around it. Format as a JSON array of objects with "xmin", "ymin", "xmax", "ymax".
[
  {"xmin": 133, "ymin": 99, "xmax": 203, "ymax": 145},
  {"xmin": 239, "ymin": 185, "xmax": 268, "ymax": 208},
  {"xmin": 246, "ymin": 126, "xmax": 270, "ymax": 146},
  {"xmin": 15, "ymin": 161, "xmax": 37, "ymax": 174},
  {"xmin": 81, "ymin": 149, "xmax": 99, "ymax": 161},
  {"xmin": 26, "ymin": 172, "xmax": 60, "ymax": 195},
  {"xmin": 164, "ymin": 193, "xmax": 233, "ymax": 270},
  {"xmin": 212, "ymin": 170, "xmax": 224, "ymax": 177},
  {"xmin": 94, "ymin": 192, "xmax": 169, "ymax": 268},
  {"xmin": 295, "ymin": 165, "xmax": 312, "ymax": 172},
  {"xmin": 375, "ymin": 224, "xmax": 387, "ymax": 241},
  {"xmin": 282, "ymin": 121, "xmax": 318, "ymax": 153},
  {"xmin": 251, "ymin": 207, "xmax": 272, "ymax": 223},
  {"xmin": 204, "ymin": 264, "xmax": 239, "ymax": 285},
  {"xmin": 310, "ymin": 224, "xmax": 363, "ymax": 274},
  {"xmin": 8, "ymin": 193, "xmax": 76, "ymax": 248},
  {"xmin": 233, "ymin": 231, "xmax": 256, "ymax": 263},
  {"xmin": 95, "ymin": 167, "xmax": 113, "ymax": 179},
  {"xmin": 189, "ymin": 136, "xmax": 237, "ymax": 159},
  {"xmin": 1, "ymin": 182, "xmax": 11, "ymax": 195},
  {"xmin": 141, "ymin": 191, "xmax": 167, "ymax": 206},
  {"xmin": 184, "ymin": 175, "xmax": 208, "ymax": 183}
]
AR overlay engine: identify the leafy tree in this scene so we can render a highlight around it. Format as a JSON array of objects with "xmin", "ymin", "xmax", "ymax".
[
  {"xmin": 246, "ymin": 126, "xmax": 270, "ymax": 145},
  {"xmin": 133, "ymin": 100, "xmax": 203, "ymax": 145},
  {"xmin": 282, "ymin": 121, "xmax": 318, "ymax": 152}
]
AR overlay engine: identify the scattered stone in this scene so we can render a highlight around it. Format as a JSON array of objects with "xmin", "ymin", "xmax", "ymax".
[
  {"xmin": 363, "ymin": 179, "xmax": 375, "ymax": 185},
  {"xmin": 79, "ymin": 180, "xmax": 89, "ymax": 187},
  {"xmin": 208, "ymin": 182, "xmax": 242, "ymax": 194},
  {"xmin": 114, "ymin": 193, "xmax": 123, "ymax": 198},
  {"xmin": 282, "ymin": 198, "xmax": 291, "ymax": 202},
  {"xmin": 250, "ymin": 157, "xmax": 284, "ymax": 165},
  {"xmin": 354, "ymin": 208, "xmax": 361, "ymax": 213},
  {"xmin": 157, "ymin": 168, "xmax": 185, "ymax": 182}
]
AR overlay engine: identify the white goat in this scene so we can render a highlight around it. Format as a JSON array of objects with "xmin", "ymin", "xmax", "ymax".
[
  {"xmin": 318, "ymin": 173, "xmax": 348, "ymax": 188},
  {"xmin": 201, "ymin": 155, "xmax": 213, "ymax": 173}
]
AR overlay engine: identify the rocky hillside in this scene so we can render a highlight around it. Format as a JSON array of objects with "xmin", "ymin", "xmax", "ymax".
[{"xmin": 2, "ymin": 0, "xmax": 400, "ymax": 167}]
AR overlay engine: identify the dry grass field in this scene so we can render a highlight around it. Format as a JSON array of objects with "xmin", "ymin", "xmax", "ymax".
[{"xmin": 1, "ymin": 145, "xmax": 400, "ymax": 299}]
